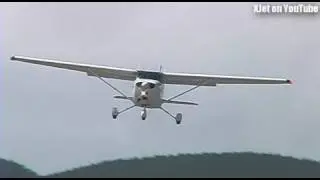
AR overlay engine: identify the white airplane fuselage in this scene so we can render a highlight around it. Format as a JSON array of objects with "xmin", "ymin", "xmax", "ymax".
[{"xmin": 133, "ymin": 78, "xmax": 164, "ymax": 108}]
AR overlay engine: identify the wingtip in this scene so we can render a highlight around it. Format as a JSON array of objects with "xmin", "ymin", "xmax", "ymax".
[
  {"xmin": 287, "ymin": 79, "xmax": 293, "ymax": 84},
  {"xmin": 10, "ymin": 56, "xmax": 17, "ymax": 61}
]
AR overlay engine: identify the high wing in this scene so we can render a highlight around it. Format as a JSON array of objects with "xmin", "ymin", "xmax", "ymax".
[
  {"xmin": 11, "ymin": 55, "xmax": 292, "ymax": 86},
  {"xmin": 10, "ymin": 56, "xmax": 137, "ymax": 81},
  {"xmin": 162, "ymin": 72, "xmax": 292, "ymax": 86}
]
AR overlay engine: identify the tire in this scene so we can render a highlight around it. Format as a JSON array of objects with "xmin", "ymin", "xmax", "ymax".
[
  {"xmin": 141, "ymin": 108, "xmax": 147, "ymax": 120},
  {"xmin": 176, "ymin": 113, "xmax": 182, "ymax": 125},
  {"xmin": 112, "ymin": 107, "xmax": 118, "ymax": 119}
]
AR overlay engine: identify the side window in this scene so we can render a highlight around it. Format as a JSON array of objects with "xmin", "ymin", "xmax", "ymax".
[
  {"xmin": 136, "ymin": 82, "xmax": 142, "ymax": 87},
  {"xmin": 149, "ymin": 83, "xmax": 155, "ymax": 89}
]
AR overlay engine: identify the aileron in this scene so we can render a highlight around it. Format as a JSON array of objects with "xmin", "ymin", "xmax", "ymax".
[
  {"xmin": 163, "ymin": 72, "xmax": 291, "ymax": 86},
  {"xmin": 11, "ymin": 56, "xmax": 137, "ymax": 81}
]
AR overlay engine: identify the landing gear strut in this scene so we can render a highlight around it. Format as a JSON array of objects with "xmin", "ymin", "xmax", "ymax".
[
  {"xmin": 160, "ymin": 107, "xmax": 183, "ymax": 125},
  {"xmin": 158, "ymin": 79, "xmax": 207, "ymax": 125},
  {"xmin": 89, "ymin": 68, "xmax": 138, "ymax": 120},
  {"xmin": 111, "ymin": 105, "xmax": 136, "ymax": 119},
  {"xmin": 141, "ymin": 107, "xmax": 147, "ymax": 120}
]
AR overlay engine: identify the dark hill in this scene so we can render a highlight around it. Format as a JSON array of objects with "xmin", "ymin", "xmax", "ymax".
[
  {"xmin": 0, "ymin": 158, "xmax": 38, "ymax": 178},
  {"xmin": 45, "ymin": 152, "xmax": 320, "ymax": 178}
]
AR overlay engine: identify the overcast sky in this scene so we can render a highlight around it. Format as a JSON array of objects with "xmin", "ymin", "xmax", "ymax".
[{"xmin": 1, "ymin": 2, "xmax": 320, "ymax": 175}]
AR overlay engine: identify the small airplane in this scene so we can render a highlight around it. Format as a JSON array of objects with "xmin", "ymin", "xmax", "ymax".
[{"xmin": 11, "ymin": 56, "xmax": 292, "ymax": 125}]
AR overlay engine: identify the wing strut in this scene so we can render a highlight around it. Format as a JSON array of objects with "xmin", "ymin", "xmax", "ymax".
[
  {"xmin": 118, "ymin": 104, "xmax": 136, "ymax": 114},
  {"xmin": 87, "ymin": 68, "xmax": 135, "ymax": 104},
  {"xmin": 160, "ymin": 107, "xmax": 176, "ymax": 120},
  {"xmin": 167, "ymin": 79, "xmax": 208, "ymax": 101}
]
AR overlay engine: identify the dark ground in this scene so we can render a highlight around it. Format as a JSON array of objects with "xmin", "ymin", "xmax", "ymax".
[{"xmin": 1, "ymin": 152, "xmax": 320, "ymax": 178}]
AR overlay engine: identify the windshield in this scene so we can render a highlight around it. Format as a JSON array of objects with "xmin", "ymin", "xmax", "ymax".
[{"xmin": 137, "ymin": 71, "xmax": 163, "ymax": 82}]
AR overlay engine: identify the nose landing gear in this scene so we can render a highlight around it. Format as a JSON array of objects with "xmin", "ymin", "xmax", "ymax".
[{"xmin": 141, "ymin": 107, "xmax": 147, "ymax": 120}]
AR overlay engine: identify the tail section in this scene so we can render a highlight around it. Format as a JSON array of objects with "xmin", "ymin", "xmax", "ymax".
[
  {"xmin": 162, "ymin": 99, "xmax": 198, "ymax": 106},
  {"xmin": 114, "ymin": 96, "xmax": 134, "ymax": 101}
]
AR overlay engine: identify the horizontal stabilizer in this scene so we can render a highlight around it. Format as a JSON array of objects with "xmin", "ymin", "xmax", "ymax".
[
  {"xmin": 114, "ymin": 96, "xmax": 133, "ymax": 101},
  {"xmin": 162, "ymin": 99, "xmax": 198, "ymax": 106}
]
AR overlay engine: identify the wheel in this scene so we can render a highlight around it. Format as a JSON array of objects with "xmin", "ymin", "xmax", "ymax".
[
  {"xmin": 175, "ymin": 113, "xmax": 182, "ymax": 125},
  {"xmin": 112, "ymin": 107, "xmax": 119, "ymax": 119},
  {"xmin": 141, "ymin": 108, "xmax": 147, "ymax": 120}
]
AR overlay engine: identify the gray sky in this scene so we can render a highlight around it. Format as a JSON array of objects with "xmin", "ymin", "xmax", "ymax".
[{"xmin": 1, "ymin": 2, "xmax": 320, "ymax": 175}]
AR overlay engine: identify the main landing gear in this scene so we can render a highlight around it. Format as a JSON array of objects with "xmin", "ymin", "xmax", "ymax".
[
  {"xmin": 112, "ymin": 106, "xmax": 182, "ymax": 125},
  {"xmin": 88, "ymin": 68, "xmax": 189, "ymax": 125},
  {"xmin": 160, "ymin": 107, "xmax": 183, "ymax": 125},
  {"xmin": 176, "ymin": 113, "xmax": 182, "ymax": 125},
  {"xmin": 112, "ymin": 106, "xmax": 147, "ymax": 121},
  {"xmin": 111, "ymin": 105, "xmax": 136, "ymax": 120},
  {"xmin": 112, "ymin": 107, "xmax": 119, "ymax": 119}
]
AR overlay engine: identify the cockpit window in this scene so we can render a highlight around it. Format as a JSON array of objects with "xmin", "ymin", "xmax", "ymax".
[
  {"xmin": 136, "ymin": 82, "xmax": 142, "ymax": 87},
  {"xmin": 137, "ymin": 71, "xmax": 163, "ymax": 82},
  {"xmin": 149, "ymin": 83, "xmax": 155, "ymax": 89},
  {"xmin": 136, "ymin": 82, "xmax": 156, "ymax": 89}
]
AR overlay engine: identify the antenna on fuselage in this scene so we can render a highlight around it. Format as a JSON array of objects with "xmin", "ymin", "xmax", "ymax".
[{"xmin": 159, "ymin": 65, "xmax": 163, "ymax": 72}]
